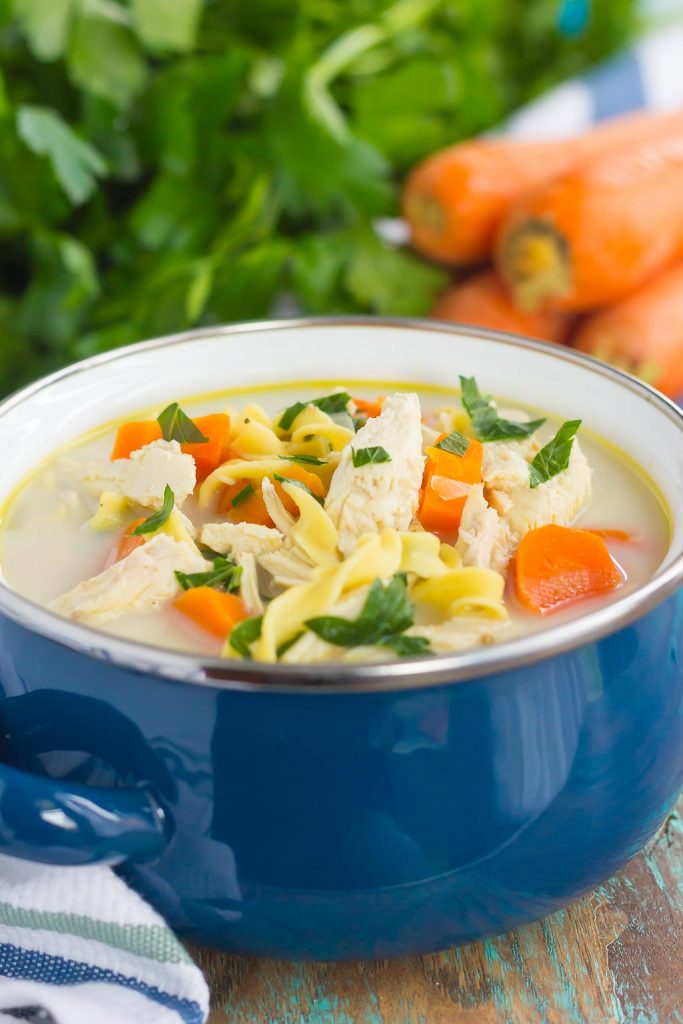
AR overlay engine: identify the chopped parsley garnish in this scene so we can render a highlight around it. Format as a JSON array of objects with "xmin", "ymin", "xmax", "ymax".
[
  {"xmin": 231, "ymin": 482, "xmax": 254, "ymax": 508},
  {"xmin": 434, "ymin": 430, "xmax": 470, "ymax": 457},
  {"xmin": 273, "ymin": 474, "xmax": 324, "ymax": 505},
  {"xmin": 278, "ymin": 454, "xmax": 326, "ymax": 466},
  {"xmin": 529, "ymin": 419, "xmax": 582, "ymax": 489},
  {"xmin": 352, "ymin": 445, "xmax": 391, "ymax": 467},
  {"xmin": 132, "ymin": 485, "xmax": 174, "ymax": 535},
  {"xmin": 305, "ymin": 574, "xmax": 430, "ymax": 657},
  {"xmin": 228, "ymin": 615, "xmax": 263, "ymax": 658},
  {"xmin": 460, "ymin": 376, "xmax": 545, "ymax": 442},
  {"xmin": 175, "ymin": 556, "xmax": 242, "ymax": 593},
  {"xmin": 278, "ymin": 391, "xmax": 352, "ymax": 431},
  {"xmin": 380, "ymin": 633, "xmax": 432, "ymax": 656},
  {"xmin": 276, "ymin": 631, "xmax": 305, "ymax": 658},
  {"xmin": 157, "ymin": 402, "xmax": 208, "ymax": 444}
]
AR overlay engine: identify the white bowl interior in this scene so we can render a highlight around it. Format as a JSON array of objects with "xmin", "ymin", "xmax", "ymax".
[{"xmin": 1, "ymin": 321, "xmax": 682, "ymax": 579}]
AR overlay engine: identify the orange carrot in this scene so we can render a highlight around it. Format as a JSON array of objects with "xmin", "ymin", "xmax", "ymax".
[
  {"xmin": 418, "ymin": 436, "xmax": 483, "ymax": 536},
  {"xmin": 572, "ymin": 263, "xmax": 683, "ymax": 398},
  {"xmin": 111, "ymin": 421, "xmax": 162, "ymax": 460},
  {"xmin": 182, "ymin": 413, "xmax": 231, "ymax": 481},
  {"xmin": 174, "ymin": 587, "xmax": 248, "ymax": 638},
  {"xmin": 115, "ymin": 517, "xmax": 146, "ymax": 562},
  {"xmin": 515, "ymin": 524, "xmax": 623, "ymax": 614},
  {"xmin": 431, "ymin": 271, "xmax": 570, "ymax": 343},
  {"xmin": 403, "ymin": 110, "xmax": 683, "ymax": 266},
  {"xmin": 218, "ymin": 480, "xmax": 273, "ymax": 526},
  {"xmin": 496, "ymin": 114, "xmax": 683, "ymax": 312},
  {"xmin": 353, "ymin": 397, "xmax": 385, "ymax": 418},
  {"xmin": 273, "ymin": 465, "xmax": 327, "ymax": 516}
]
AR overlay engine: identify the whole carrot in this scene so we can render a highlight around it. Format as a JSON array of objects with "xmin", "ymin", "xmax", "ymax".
[
  {"xmin": 403, "ymin": 111, "xmax": 683, "ymax": 266},
  {"xmin": 496, "ymin": 116, "xmax": 683, "ymax": 312},
  {"xmin": 431, "ymin": 271, "xmax": 570, "ymax": 343},
  {"xmin": 573, "ymin": 263, "xmax": 683, "ymax": 398}
]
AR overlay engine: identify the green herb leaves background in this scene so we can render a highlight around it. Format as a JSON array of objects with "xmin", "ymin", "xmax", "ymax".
[{"xmin": 0, "ymin": 0, "xmax": 634, "ymax": 396}]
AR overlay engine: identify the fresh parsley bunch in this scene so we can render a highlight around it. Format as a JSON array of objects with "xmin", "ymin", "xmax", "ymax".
[{"xmin": 0, "ymin": 0, "xmax": 635, "ymax": 396}]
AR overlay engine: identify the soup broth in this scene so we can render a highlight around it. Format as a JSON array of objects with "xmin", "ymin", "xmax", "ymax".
[{"xmin": 0, "ymin": 380, "xmax": 670, "ymax": 664}]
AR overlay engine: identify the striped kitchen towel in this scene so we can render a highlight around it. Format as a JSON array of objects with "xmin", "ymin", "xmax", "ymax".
[{"xmin": 0, "ymin": 854, "xmax": 208, "ymax": 1024}]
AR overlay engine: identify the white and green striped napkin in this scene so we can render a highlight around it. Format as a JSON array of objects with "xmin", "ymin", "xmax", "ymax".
[{"xmin": 0, "ymin": 854, "xmax": 208, "ymax": 1024}]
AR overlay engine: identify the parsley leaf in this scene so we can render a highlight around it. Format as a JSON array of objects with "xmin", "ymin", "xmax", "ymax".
[
  {"xmin": 305, "ymin": 574, "xmax": 429, "ymax": 657},
  {"xmin": 459, "ymin": 376, "xmax": 545, "ymax": 442},
  {"xmin": 352, "ymin": 445, "xmax": 391, "ymax": 467},
  {"xmin": 132, "ymin": 484, "xmax": 174, "ymax": 535},
  {"xmin": 278, "ymin": 454, "xmax": 326, "ymax": 466},
  {"xmin": 278, "ymin": 391, "xmax": 351, "ymax": 431},
  {"xmin": 175, "ymin": 556, "xmax": 242, "ymax": 593},
  {"xmin": 529, "ymin": 420, "xmax": 582, "ymax": 489},
  {"xmin": 228, "ymin": 615, "xmax": 262, "ymax": 658},
  {"xmin": 276, "ymin": 631, "xmax": 305, "ymax": 658},
  {"xmin": 273, "ymin": 473, "xmax": 324, "ymax": 505},
  {"xmin": 278, "ymin": 402, "xmax": 306, "ymax": 432},
  {"xmin": 157, "ymin": 402, "xmax": 208, "ymax": 444},
  {"xmin": 231, "ymin": 482, "xmax": 254, "ymax": 508},
  {"xmin": 379, "ymin": 634, "xmax": 432, "ymax": 657},
  {"xmin": 434, "ymin": 430, "xmax": 469, "ymax": 457},
  {"xmin": 16, "ymin": 105, "xmax": 108, "ymax": 205}
]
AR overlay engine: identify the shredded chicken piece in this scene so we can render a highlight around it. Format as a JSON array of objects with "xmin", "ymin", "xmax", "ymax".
[
  {"xmin": 456, "ymin": 484, "xmax": 515, "ymax": 575},
  {"xmin": 200, "ymin": 521, "xmax": 284, "ymax": 558},
  {"xmin": 81, "ymin": 440, "xmax": 196, "ymax": 509},
  {"xmin": 489, "ymin": 441, "xmax": 592, "ymax": 537},
  {"xmin": 237, "ymin": 552, "xmax": 263, "ymax": 614},
  {"xmin": 50, "ymin": 534, "xmax": 208, "ymax": 624},
  {"xmin": 406, "ymin": 616, "xmax": 507, "ymax": 654},
  {"xmin": 325, "ymin": 392, "xmax": 424, "ymax": 556}
]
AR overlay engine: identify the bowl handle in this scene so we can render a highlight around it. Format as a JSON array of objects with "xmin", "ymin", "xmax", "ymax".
[{"xmin": 0, "ymin": 762, "xmax": 171, "ymax": 866}]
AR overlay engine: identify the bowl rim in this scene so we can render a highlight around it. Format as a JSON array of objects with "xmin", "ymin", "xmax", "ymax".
[{"xmin": 0, "ymin": 315, "xmax": 682, "ymax": 694}]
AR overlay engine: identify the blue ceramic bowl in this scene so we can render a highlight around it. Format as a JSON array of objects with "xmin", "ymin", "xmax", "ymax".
[{"xmin": 0, "ymin": 319, "xmax": 681, "ymax": 960}]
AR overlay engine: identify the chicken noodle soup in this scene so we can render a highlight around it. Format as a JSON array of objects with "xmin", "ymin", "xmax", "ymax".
[{"xmin": 0, "ymin": 380, "xmax": 670, "ymax": 664}]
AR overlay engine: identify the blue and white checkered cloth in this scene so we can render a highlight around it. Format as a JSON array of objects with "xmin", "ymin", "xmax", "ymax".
[{"xmin": 2, "ymin": 15, "xmax": 683, "ymax": 1024}]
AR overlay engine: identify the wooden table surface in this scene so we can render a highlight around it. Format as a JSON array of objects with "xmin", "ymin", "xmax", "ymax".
[{"xmin": 191, "ymin": 794, "xmax": 682, "ymax": 1024}]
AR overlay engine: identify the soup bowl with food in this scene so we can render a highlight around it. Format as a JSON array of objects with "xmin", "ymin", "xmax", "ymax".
[{"xmin": 0, "ymin": 319, "xmax": 681, "ymax": 960}]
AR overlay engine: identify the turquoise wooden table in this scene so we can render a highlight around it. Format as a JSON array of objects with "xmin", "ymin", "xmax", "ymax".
[{"xmin": 190, "ymin": 794, "xmax": 682, "ymax": 1023}]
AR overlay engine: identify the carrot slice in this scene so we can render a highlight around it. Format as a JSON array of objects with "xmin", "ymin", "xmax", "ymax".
[
  {"xmin": 353, "ymin": 397, "xmax": 385, "ymax": 418},
  {"xmin": 181, "ymin": 413, "xmax": 231, "ymax": 481},
  {"xmin": 174, "ymin": 587, "xmax": 248, "ymax": 638},
  {"xmin": 418, "ymin": 436, "xmax": 483, "ymax": 536},
  {"xmin": 272, "ymin": 465, "xmax": 327, "ymax": 516},
  {"xmin": 115, "ymin": 517, "xmax": 146, "ymax": 562},
  {"xmin": 218, "ymin": 480, "xmax": 273, "ymax": 526},
  {"xmin": 217, "ymin": 466, "xmax": 326, "ymax": 525},
  {"xmin": 111, "ymin": 422, "xmax": 162, "ymax": 461},
  {"xmin": 515, "ymin": 524, "xmax": 623, "ymax": 615}
]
